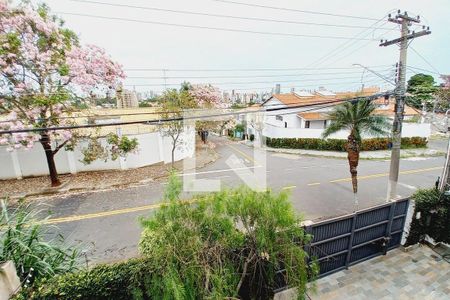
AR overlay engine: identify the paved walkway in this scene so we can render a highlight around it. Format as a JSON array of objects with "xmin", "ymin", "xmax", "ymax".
[{"xmin": 312, "ymin": 246, "xmax": 450, "ymax": 299}]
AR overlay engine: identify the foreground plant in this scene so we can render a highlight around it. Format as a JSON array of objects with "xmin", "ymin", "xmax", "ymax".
[
  {"xmin": 139, "ymin": 173, "xmax": 317, "ymax": 299},
  {"xmin": 0, "ymin": 200, "xmax": 79, "ymax": 285}
]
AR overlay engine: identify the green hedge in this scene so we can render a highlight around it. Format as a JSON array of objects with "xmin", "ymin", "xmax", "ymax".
[
  {"xmin": 265, "ymin": 136, "xmax": 427, "ymax": 152},
  {"xmin": 405, "ymin": 188, "xmax": 450, "ymax": 246},
  {"xmin": 15, "ymin": 258, "xmax": 153, "ymax": 300}
]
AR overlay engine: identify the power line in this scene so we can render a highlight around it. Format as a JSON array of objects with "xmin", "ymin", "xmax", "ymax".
[
  {"xmin": 56, "ymin": 12, "xmax": 379, "ymax": 40},
  {"xmin": 304, "ymin": 11, "xmax": 397, "ymax": 68},
  {"xmin": 407, "ymin": 65, "xmax": 441, "ymax": 76},
  {"xmin": 409, "ymin": 46, "xmax": 441, "ymax": 75},
  {"xmin": 0, "ymin": 91, "xmax": 394, "ymax": 134},
  {"xmin": 124, "ymin": 73, "xmax": 392, "ymax": 86},
  {"xmin": 124, "ymin": 65, "xmax": 392, "ymax": 72},
  {"xmin": 68, "ymin": 0, "xmax": 394, "ymax": 30},
  {"xmin": 125, "ymin": 78, "xmax": 391, "ymax": 88},
  {"xmin": 320, "ymin": 26, "xmax": 398, "ymax": 67},
  {"xmin": 211, "ymin": 0, "xmax": 380, "ymax": 21},
  {"xmin": 126, "ymin": 69, "xmax": 394, "ymax": 79}
]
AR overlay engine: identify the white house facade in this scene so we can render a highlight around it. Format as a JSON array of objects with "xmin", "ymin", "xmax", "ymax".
[{"xmin": 242, "ymin": 87, "xmax": 431, "ymax": 140}]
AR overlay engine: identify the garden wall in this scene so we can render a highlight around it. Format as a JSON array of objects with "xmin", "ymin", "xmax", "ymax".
[{"xmin": 0, "ymin": 127, "xmax": 195, "ymax": 180}]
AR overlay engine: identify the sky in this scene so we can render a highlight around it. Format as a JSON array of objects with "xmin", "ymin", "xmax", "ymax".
[{"xmin": 30, "ymin": 0, "xmax": 450, "ymax": 94}]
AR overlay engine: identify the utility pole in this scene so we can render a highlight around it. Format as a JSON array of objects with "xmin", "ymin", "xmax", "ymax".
[
  {"xmin": 380, "ymin": 11, "xmax": 431, "ymax": 201},
  {"xmin": 439, "ymin": 138, "xmax": 450, "ymax": 192}
]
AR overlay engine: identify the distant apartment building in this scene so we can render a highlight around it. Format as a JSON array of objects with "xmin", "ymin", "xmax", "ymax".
[
  {"xmin": 224, "ymin": 90, "xmax": 269, "ymax": 105},
  {"xmin": 116, "ymin": 88, "xmax": 139, "ymax": 108}
]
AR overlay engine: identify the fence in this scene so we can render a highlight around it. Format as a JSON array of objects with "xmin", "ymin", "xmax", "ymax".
[
  {"xmin": 0, "ymin": 129, "xmax": 195, "ymax": 180},
  {"xmin": 274, "ymin": 198, "xmax": 410, "ymax": 292}
]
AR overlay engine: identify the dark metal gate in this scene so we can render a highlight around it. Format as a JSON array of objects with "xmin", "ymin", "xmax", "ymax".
[
  {"xmin": 306, "ymin": 199, "xmax": 409, "ymax": 278},
  {"xmin": 274, "ymin": 199, "xmax": 409, "ymax": 292}
]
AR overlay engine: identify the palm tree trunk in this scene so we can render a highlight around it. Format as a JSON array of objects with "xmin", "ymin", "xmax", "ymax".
[{"xmin": 345, "ymin": 134, "xmax": 360, "ymax": 209}]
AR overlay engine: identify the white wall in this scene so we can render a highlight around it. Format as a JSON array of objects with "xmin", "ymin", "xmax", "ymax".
[
  {"xmin": 263, "ymin": 123, "xmax": 431, "ymax": 139},
  {"xmin": 0, "ymin": 129, "xmax": 195, "ymax": 180},
  {"xmin": 308, "ymin": 120, "xmax": 326, "ymax": 129}
]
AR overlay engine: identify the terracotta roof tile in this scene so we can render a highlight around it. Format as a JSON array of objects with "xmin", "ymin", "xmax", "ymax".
[
  {"xmin": 297, "ymin": 112, "xmax": 328, "ymax": 120},
  {"xmin": 374, "ymin": 103, "xmax": 419, "ymax": 116},
  {"xmin": 268, "ymin": 86, "xmax": 382, "ymax": 107}
]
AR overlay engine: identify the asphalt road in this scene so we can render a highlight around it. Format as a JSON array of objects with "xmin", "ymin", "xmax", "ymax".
[{"xmin": 36, "ymin": 137, "xmax": 445, "ymax": 264}]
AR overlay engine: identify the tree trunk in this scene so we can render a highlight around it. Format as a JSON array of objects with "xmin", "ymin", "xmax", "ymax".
[
  {"xmin": 40, "ymin": 132, "xmax": 61, "ymax": 187},
  {"xmin": 171, "ymin": 145, "xmax": 175, "ymax": 168},
  {"xmin": 345, "ymin": 134, "xmax": 360, "ymax": 195}
]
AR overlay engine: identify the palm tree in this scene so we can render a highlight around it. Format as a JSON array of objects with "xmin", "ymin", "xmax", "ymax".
[{"xmin": 322, "ymin": 100, "xmax": 390, "ymax": 209}]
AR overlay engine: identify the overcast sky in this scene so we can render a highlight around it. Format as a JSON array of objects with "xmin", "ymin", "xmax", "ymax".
[{"xmin": 31, "ymin": 0, "xmax": 449, "ymax": 94}]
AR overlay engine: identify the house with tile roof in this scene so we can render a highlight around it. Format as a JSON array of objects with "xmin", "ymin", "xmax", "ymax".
[{"xmin": 245, "ymin": 86, "xmax": 430, "ymax": 140}]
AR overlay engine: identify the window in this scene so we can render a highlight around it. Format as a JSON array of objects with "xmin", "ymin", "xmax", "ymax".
[
  {"xmin": 284, "ymin": 122, "xmax": 288, "ymax": 128},
  {"xmin": 276, "ymin": 115, "xmax": 283, "ymax": 121},
  {"xmin": 323, "ymin": 120, "xmax": 327, "ymax": 128},
  {"xmin": 305, "ymin": 121, "xmax": 310, "ymax": 128}
]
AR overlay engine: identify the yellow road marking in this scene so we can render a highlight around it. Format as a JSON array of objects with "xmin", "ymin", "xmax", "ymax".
[
  {"xmin": 41, "ymin": 199, "xmax": 196, "ymax": 225},
  {"xmin": 41, "ymin": 167, "xmax": 442, "ymax": 225},
  {"xmin": 227, "ymin": 143, "xmax": 257, "ymax": 164},
  {"xmin": 282, "ymin": 185, "xmax": 296, "ymax": 190},
  {"xmin": 329, "ymin": 166, "xmax": 442, "ymax": 183}
]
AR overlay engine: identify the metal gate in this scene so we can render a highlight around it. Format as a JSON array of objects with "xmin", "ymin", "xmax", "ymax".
[
  {"xmin": 274, "ymin": 199, "xmax": 409, "ymax": 292},
  {"xmin": 306, "ymin": 199, "xmax": 409, "ymax": 277}
]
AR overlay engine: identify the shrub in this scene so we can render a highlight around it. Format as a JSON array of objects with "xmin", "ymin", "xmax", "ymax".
[
  {"xmin": 0, "ymin": 200, "xmax": 79, "ymax": 284},
  {"xmin": 18, "ymin": 175, "xmax": 318, "ymax": 300},
  {"xmin": 234, "ymin": 123, "xmax": 245, "ymax": 132},
  {"xmin": 405, "ymin": 188, "xmax": 450, "ymax": 246},
  {"xmin": 16, "ymin": 258, "xmax": 153, "ymax": 300},
  {"xmin": 265, "ymin": 137, "xmax": 427, "ymax": 151},
  {"xmin": 138, "ymin": 173, "xmax": 317, "ymax": 299}
]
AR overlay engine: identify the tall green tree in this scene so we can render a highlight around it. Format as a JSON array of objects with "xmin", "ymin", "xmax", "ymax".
[
  {"xmin": 322, "ymin": 100, "xmax": 390, "ymax": 208},
  {"xmin": 406, "ymin": 73, "xmax": 438, "ymax": 110}
]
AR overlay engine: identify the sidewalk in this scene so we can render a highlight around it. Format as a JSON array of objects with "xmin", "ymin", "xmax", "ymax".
[
  {"xmin": 264, "ymin": 146, "xmax": 444, "ymax": 160},
  {"xmin": 310, "ymin": 245, "xmax": 450, "ymax": 299},
  {"xmin": 0, "ymin": 142, "xmax": 219, "ymax": 200}
]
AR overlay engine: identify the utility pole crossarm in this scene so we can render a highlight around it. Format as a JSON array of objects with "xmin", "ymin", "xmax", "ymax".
[{"xmin": 379, "ymin": 30, "xmax": 431, "ymax": 47}]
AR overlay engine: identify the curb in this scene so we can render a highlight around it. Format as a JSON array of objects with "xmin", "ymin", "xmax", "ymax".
[
  {"xmin": 6, "ymin": 148, "xmax": 220, "ymax": 201},
  {"xmin": 256, "ymin": 145, "xmax": 445, "ymax": 160}
]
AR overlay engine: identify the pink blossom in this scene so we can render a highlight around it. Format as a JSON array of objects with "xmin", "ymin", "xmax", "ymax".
[
  {"xmin": 0, "ymin": 1, "xmax": 124, "ymax": 152},
  {"xmin": 189, "ymin": 84, "xmax": 228, "ymax": 109}
]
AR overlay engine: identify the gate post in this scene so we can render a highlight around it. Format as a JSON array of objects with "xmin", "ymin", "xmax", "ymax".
[
  {"xmin": 345, "ymin": 214, "xmax": 357, "ymax": 268},
  {"xmin": 384, "ymin": 201, "xmax": 397, "ymax": 254},
  {"xmin": 304, "ymin": 225, "xmax": 313, "ymax": 263}
]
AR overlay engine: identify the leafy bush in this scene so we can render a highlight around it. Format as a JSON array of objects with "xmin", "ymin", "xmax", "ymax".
[
  {"xmin": 265, "ymin": 136, "xmax": 427, "ymax": 151},
  {"xmin": 138, "ymin": 174, "xmax": 317, "ymax": 299},
  {"xmin": 18, "ymin": 175, "xmax": 317, "ymax": 300},
  {"xmin": 0, "ymin": 200, "xmax": 79, "ymax": 284},
  {"xmin": 16, "ymin": 258, "xmax": 153, "ymax": 300},
  {"xmin": 405, "ymin": 188, "xmax": 450, "ymax": 246},
  {"xmin": 81, "ymin": 134, "xmax": 139, "ymax": 164},
  {"xmin": 234, "ymin": 123, "xmax": 245, "ymax": 132}
]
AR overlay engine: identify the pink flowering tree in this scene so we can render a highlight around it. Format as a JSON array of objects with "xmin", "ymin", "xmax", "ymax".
[
  {"xmin": 188, "ymin": 84, "xmax": 227, "ymax": 109},
  {"xmin": 0, "ymin": 1, "xmax": 126, "ymax": 186},
  {"xmin": 186, "ymin": 83, "xmax": 235, "ymax": 138}
]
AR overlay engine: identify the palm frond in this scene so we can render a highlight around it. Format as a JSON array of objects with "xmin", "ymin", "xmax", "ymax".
[{"xmin": 323, "ymin": 99, "xmax": 389, "ymax": 140}]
